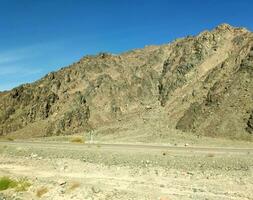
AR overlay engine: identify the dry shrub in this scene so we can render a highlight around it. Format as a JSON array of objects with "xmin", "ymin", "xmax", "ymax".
[
  {"xmin": 70, "ymin": 137, "xmax": 84, "ymax": 143},
  {"xmin": 36, "ymin": 187, "xmax": 48, "ymax": 198},
  {"xmin": 207, "ymin": 153, "xmax": 215, "ymax": 157},
  {"xmin": 15, "ymin": 178, "xmax": 31, "ymax": 192},
  {"xmin": 68, "ymin": 181, "xmax": 80, "ymax": 191}
]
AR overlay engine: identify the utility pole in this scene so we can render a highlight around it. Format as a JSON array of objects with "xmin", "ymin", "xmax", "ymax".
[{"xmin": 89, "ymin": 129, "xmax": 94, "ymax": 144}]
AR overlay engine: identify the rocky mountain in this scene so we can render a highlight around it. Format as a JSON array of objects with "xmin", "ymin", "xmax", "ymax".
[{"xmin": 0, "ymin": 24, "xmax": 253, "ymax": 139}]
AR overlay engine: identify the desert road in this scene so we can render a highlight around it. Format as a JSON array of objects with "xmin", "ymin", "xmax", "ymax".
[{"xmin": 1, "ymin": 140, "xmax": 252, "ymax": 154}]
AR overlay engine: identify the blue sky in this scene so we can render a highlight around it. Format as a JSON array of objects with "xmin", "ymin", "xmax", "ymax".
[{"xmin": 0, "ymin": 0, "xmax": 252, "ymax": 91}]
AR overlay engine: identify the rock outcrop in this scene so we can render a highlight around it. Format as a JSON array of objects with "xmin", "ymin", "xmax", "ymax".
[{"xmin": 0, "ymin": 24, "xmax": 252, "ymax": 139}]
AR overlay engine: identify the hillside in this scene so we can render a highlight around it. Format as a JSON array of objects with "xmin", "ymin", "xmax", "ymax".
[{"xmin": 0, "ymin": 24, "xmax": 253, "ymax": 140}]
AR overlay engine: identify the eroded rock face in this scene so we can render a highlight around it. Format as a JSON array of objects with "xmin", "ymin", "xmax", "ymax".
[
  {"xmin": 176, "ymin": 103, "xmax": 203, "ymax": 132},
  {"xmin": 0, "ymin": 24, "xmax": 253, "ymax": 139},
  {"xmin": 175, "ymin": 40, "xmax": 253, "ymax": 137},
  {"xmin": 50, "ymin": 92, "xmax": 90, "ymax": 135},
  {"xmin": 246, "ymin": 111, "xmax": 253, "ymax": 134}
]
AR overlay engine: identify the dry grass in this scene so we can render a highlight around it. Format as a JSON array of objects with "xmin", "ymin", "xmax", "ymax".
[
  {"xmin": 70, "ymin": 137, "xmax": 84, "ymax": 143},
  {"xmin": 68, "ymin": 181, "xmax": 80, "ymax": 191},
  {"xmin": 207, "ymin": 153, "xmax": 215, "ymax": 157},
  {"xmin": 15, "ymin": 178, "xmax": 31, "ymax": 192},
  {"xmin": 36, "ymin": 186, "xmax": 48, "ymax": 198}
]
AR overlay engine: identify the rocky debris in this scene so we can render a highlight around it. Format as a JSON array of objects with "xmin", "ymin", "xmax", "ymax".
[
  {"xmin": 1, "ymin": 139, "xmax": 253, "ymax": 200},
  {"xmin": 57, "ymin": 179, "xmax": 67, "ymax": 186},
  {"xmin": 51, "ymin": 92, "xmax": 90, "ymax": 135},
  {"xmin": 91, "ymin": 186, "xmax": 101, "ymax": 194},
  {"xmin": 30, "ymin": 153, "xmax": 38, "ymax": 158},
  {"xmin": 246, "ymin": 111, "xmax": 253, "ymax": 134},
  {"xmin": 176, "ymin": 103, "xmax": 202, "ymax": 132},
  {"xmin": 0, "ymin": 194, "xmax": 7, "ymax": 200},
  {"xmin": 59, "ymin": 165, "xmax": 68, "ymax": 172}
]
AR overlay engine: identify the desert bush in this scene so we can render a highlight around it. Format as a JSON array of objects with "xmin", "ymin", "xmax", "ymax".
[
  {"xmin": 36, "ymin": 186, "xmax": 48, "ymax": 197},
  {"xmin": 0, "ymin": 177, "xmax": 16, "ymax": 191},
  {"xmin": 7, "ymin": 137, "xmax": 14, "ymax": 141},
  {"xmin": 0, "ymin": 177, "xmax": 31, "ymax": 191},
  {"xmin": 207, "ymin": 153, "xmax": 215, "ymax": 157},
  {"xmin": 70, "ymin": 137, "xmax": 85, "ymax": 143},
  {"xmin": 15, "ymin": 178, "xmax": 31, "ymax": 192},
  {"xmin": 68, "ymin": 181, "xmax": 80, "ymax": 191}
]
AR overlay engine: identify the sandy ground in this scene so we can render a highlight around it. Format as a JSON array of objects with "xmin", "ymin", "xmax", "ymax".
[{"xmin": 0, "ymin": 141, "xmax": 253, "ymax": 200}]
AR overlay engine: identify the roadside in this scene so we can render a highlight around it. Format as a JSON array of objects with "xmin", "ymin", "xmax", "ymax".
[{"xmin": 0, "ymin": 140, "xmax": 253, "ymax": 200}]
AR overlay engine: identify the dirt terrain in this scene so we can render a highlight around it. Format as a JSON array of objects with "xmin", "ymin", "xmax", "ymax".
[{"xmin": 0, "ymin": 140, "xmax": 253, "ymax": 200}]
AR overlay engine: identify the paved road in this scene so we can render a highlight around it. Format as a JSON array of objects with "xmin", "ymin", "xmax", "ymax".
[{"xmin": 1, "ymin": 140, "xmax": 253, "ymax": 154}]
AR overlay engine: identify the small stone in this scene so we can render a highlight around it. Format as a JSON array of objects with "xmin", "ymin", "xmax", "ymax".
[
  {"xmin": 59, "ymin": 165, "xmax": 67, "ymax": 171},
  {"xmin": 91, "ymin": 186, "xmax": 101, "ymax": 193},
  {"xmin": 30, "ymin": 153, "xmax": 38, "ymax": 158},
  {"xmin": 58, "ymin": 179, "xmax": 66, "ymax": 186},
  {"xmin": 187, "ymin": 171, "xmax": 194, "ymax": 176},
  {"xmin": 60, "ymin": 188, "xmax": 65, "ymax": 194}
]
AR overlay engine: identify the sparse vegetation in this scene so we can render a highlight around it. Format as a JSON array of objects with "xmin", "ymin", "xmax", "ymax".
[
  {"xmin": 68, "ymin": 181, "xmax": 80, "ymax": 191},
  {"xmin": 0, "ymin": 137, "xmax": 252, "ymax": 199},
  {"xmin": 15, "ymin": 178, "xmax": 31, "ymax": 192},
  {"xmin": 0, "ymin": 177, "xmax": 16, "ymax": 191},
  {"xmin": 36, "ymin": 186, "xmax": 48, "ymax": 197},
  {"xmin": 207, "ymin": 153, "xmax": 215, "ymax": 158},
  {"xmin": 0, "ymin": 177, "xmax": 31, "ymax": 192},
  {"xmin": 70, "ymin": 137, "xmax": 85, "ymax": 143},
  {"xmin": 7, "ymin": 137, "xmax": 14, "ymax": 141}
]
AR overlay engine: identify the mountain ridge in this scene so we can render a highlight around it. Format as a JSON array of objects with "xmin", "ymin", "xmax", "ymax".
[{"xmin": 0, "ymin": 23, "xmax": 252, "ymax": 140}]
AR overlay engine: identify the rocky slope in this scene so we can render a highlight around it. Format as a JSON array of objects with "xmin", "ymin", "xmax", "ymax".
[{"xmin": 0, "ymin": 24, "xmax": 252, "ymax": 139}]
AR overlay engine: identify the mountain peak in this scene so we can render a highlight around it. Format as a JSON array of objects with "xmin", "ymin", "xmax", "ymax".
[
  {"xmin": 216, "ymin": 23, "xmax": 234, "ymax": 31},
  {"xmin": 214, "ymin": 23, "xmax": 250, "ymax": 33}
]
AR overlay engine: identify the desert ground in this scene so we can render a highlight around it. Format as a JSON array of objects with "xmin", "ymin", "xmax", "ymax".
[
  {"xmin": 0, "ymin": 133, "xmax": 253, "ymax": 200},
  {"xmin": 1, "ymin": 109, "xmax": 253, "ymax": 200}
]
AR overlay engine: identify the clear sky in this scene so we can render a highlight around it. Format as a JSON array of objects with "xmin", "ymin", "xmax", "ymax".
[{"xmin": 0, "ymin": 0, "xmax": 252, "ymax": 91}]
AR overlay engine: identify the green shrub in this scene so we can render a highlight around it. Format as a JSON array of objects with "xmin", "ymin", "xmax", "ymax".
[
  {"xmin": 15, "ymin": 178, "xmax": 31, "ymax": 192},
  {"xmin": 0, "ymin": 177, "xmax": 17, "ymax": 191},
  {"xmin": 0, "ymin": 177, "xmax": 31, "ymax": 191}
]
